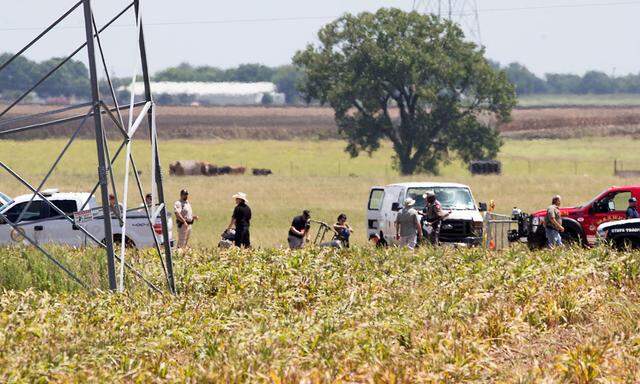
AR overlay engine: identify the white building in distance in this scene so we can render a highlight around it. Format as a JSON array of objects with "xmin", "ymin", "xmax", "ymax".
[{"xmin": 122, "ymin": 81, "xmax": 286, "ymax": 106}]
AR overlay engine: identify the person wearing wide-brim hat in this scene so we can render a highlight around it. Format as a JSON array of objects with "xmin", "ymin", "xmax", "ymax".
[
  {"xmin": 395, "ymin": 197, "xmax": 422, "ymax": 249},
  {"xmin": 422, "ymin": 190, "xmax": 450, "ymax": 246},
  {"xmin": 227, "ymin": 192, "xmax": 252, "ymax": 248}
]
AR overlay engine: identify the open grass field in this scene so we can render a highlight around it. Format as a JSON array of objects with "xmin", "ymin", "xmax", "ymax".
[
  {"xmin": 1, "ymin": 137, "xmax": 640, "ymax": 248},
  {"xmin": 3, "ymin": 245, "xmax": 640, "ymax": 381},
  {"xmin": 5, "ymin": 104, "xmax": 640, "ymax": 140}
]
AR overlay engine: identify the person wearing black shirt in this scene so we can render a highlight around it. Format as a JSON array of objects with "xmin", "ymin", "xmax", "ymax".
[
  {"xmin": 627, "ymin": 197, "xmax": 639, "ymax": 219},
  {"xmin": 228, "ymin": 192, "xmax": 252, "ymax": 248},
  {"xmin": 288, "ymin": 210, "xmax": 311, "ymax": 249}
]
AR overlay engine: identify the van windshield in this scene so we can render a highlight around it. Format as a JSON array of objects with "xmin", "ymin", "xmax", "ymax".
[{"xmin": 407, "ymin": 187, "xmax": 476, "ymax": 210}]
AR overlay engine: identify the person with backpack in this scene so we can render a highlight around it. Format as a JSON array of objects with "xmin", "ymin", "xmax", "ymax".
[{"xmin": 333, "ymin": 213, "xmax": 354, "ymax": 248}]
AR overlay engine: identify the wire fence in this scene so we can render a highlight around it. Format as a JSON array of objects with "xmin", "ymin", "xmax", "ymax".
[
  {"xmin": 483, "ymin": 212, "xmax": 518, "ymax": 250},
  {"xmin": 283, "ymin": 157, "xmax": 640, "ymax": 178}
]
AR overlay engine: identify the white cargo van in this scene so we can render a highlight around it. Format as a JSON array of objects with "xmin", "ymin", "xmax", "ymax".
[
  {"xmin": 367, "ymin": 182, "xmax": 486, "ymax": 246},
  {"xmin": 0, "ymin": 190, "xmax": 172, "ymax": 249}
]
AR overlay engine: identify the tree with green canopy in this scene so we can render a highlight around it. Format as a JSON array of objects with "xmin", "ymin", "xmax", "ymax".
[{"xmin": 294, "ymin": 8, "xmax": 516, "ymax": 175}]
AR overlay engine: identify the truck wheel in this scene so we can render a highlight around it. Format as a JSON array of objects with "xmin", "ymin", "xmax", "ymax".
[
  {"xmin": 561, "ymin": 230, "xmax": 580, "ymax": 246},
  {"xmin": 615, "ymin": 237, "xmax": 636, "ymax": 251},
  {"xmin": 110, "ymin": 235, "xmax": 136, "ymax": 249}
]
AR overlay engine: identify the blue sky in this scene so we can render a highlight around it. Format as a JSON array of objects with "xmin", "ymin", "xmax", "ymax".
[{"xmin": 2, "ymin": 0, "xmax": 639, "ymax": 77}]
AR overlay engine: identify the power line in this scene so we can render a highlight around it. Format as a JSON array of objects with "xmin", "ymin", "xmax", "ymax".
[
  {"xmin": 0, "ymin": 15, "xmax": 337, "ymax": 32},
  {"xmin": 2, "ymin": 1, "xmax": 640, "ymax": 32},
  {"xmin": 472, "ymin": 0, "xmax": 640, "ymax": 15}
]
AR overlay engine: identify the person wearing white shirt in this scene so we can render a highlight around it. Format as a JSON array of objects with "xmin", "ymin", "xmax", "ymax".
[{"xmin": 174, "ymin": 189, "xmax": 198, "ymax": 249}]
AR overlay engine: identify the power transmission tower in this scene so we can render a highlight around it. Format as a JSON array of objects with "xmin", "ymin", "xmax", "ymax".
[
  {"xmin": 0, "ymin": 0, "xmax": 175, "ymax": 294},
  {"xmin": 413, "ymin": 0, "xmax": 482, "ymax": 45}
]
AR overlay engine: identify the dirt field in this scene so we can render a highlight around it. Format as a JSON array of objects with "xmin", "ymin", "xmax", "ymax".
[{"xmin": 4, "ymin": 104, "xmax": 640, "ymax": 140}]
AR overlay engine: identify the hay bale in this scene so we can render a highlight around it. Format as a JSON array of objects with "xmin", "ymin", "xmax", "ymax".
[
  {"xmin": 252, "ymin": 168, "xmax": 273, "ymax": 176},
  {"xmin": 170, "ymin": 160, "xmax": 204, "ymax": 176}
]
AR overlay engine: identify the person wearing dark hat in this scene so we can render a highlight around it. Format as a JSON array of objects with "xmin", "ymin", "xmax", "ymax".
[
  {"xmin": 627, "ymin": 197, "xmax": 639, "ymax": 219},
  {"xmin": 288, "ymin": 210, "xmax": 311, "ymax": 249},
  {"xmin": 227, "ymin": 192, "xmax": 252, "ymax": 248},
  {"xmin": 174, "ymin": 189, "xmax": 198, "ymax": 249}
]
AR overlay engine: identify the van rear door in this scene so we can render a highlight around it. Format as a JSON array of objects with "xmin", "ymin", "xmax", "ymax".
[
  {"xmin": 380, "ymin": 186, "xmax": 404, "ymax": 243},
  {"xmin": 367, "ymin": 187, "xmax": 385, "ymax": 238}
]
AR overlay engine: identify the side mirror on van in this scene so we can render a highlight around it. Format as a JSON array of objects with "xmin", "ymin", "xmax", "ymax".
[
  {"xmin": 478, "ymin": 202, "xmax": 488, "ymax": 212},
  {"xmin": 391, "ymin": 202, "xmax": 401, "ymax": 212}
]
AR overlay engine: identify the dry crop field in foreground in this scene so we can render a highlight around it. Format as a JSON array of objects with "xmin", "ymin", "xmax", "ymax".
[
  {"xmin": 2, "ymin": 245, "xmax": 640, "ymax": 381},
  {"xmin": 2, "ymin": 135, "xmax": 640, "ymax": 382},
  {"xmin": 5, "ymin": 104, "xmax": 640, "ymax": 140},
  {"xmin": 1, "ymin": 137, "xmax": 639, "ymax": 247}
]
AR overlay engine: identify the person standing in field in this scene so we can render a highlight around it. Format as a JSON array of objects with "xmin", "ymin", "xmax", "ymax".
[
  {"xmin": 422, "ymin": 190, "xmax": 451, "ymax": 246},
  {"xmin": 108, "ymin": 193, "xmax": 123, "ymax": 218},
  {"xmin": 145, "ymin": 193, "xmax": 153, "ymax": 209},
  {"xmin": 545, "ymin": 195, "xmax": 564, "ymax": 248},
  {"xmin": 227, "ymin": 192, "xmax": 252, "ymax": 248},
  {"xmin": 174, "ymin": 189, "xmax": 198, "ymax": 249},
  {"xmin": 288, "ymin": 210, "xmax": 311, "ymax": 249},
  {"xmin": 138, "ymin": 193, "xmax": 154, "ymax": 213},
  {"xmin": 626, "ymin": 197, "xmax": 639, "ymax": 219},
  {"xmin": 395, "ymin": 197, "xmax": 422, "ymax": 249}
]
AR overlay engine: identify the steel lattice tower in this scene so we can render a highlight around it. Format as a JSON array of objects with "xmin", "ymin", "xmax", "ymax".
[{"xmin": 413, "ymin": 0, "xmax": 482, "ymax": 45}]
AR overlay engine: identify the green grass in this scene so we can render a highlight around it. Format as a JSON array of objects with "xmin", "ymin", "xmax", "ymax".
[
  {"xmin": 518, "ymin": 93, "xmax": 640, "ymax": 107},
  {"xmin": 1, "ymin": 137, "xmax": 639, "ymax": 247},
  {"xmin": 2, "ymin": 245, "xmax": 640, "ymax": 381}
]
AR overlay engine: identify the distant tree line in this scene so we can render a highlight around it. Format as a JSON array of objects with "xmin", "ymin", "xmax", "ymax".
[
  {"xmin": 0, "ymin": 53, "xmax": 305, "ymax": 104},
  {"xmin": 0, "ymin": 52, "xmax": 91, "ymax": 101},
  {"xmin": 494, "ymin": 61, "xmax": 640, "ymax": 95},
  {"xmin": 3, "ymin": 51, "xmax": 640, "ymax": 104}
]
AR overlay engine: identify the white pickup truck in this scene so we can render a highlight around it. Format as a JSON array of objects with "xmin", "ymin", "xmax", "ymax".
[
  {"xmin": 0, "ymin": 190, "xmax": 172, "ymax": 249},
  {"xmin": 367, "ymin": 182, "xmax": 486, "ymax": 247}
]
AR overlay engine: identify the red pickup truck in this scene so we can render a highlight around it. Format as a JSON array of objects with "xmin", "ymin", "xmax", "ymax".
[{"xmin": 509, "ymin": 185, "xmax": 640, "ymax": 248}]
